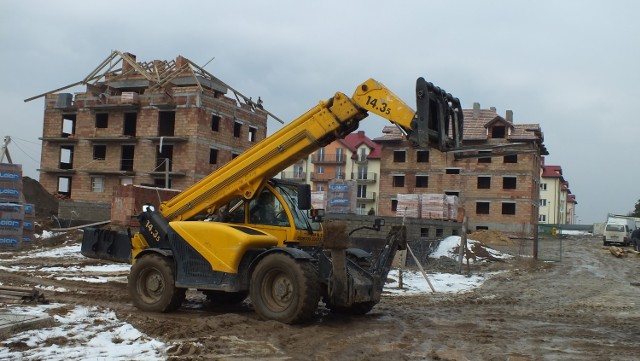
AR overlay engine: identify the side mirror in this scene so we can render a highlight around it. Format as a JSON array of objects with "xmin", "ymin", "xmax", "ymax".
[
  {"xmin": 308, "ymin": 208, "xmax": 325, "ymax": 223},
  {"xmin": 297, "ymin": 184, "xmax": 312, "ymax": 210}
]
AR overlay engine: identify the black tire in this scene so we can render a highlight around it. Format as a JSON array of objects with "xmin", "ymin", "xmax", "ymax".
[
  {"xmin": 250, "ymin": 253, "xmax": 320, "ymax": 324},
  {"xmin": 128, "ymin": 253, "xmax": 186, "ymax": 312},
  {"xmin": 204, "ymin": 290, "xmax": 248, "ymax": 305}
]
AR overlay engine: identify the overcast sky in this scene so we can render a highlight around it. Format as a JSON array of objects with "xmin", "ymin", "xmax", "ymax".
[{"xmin": 1, "ymin": 0, "xmax": 638, "ymax": 224}]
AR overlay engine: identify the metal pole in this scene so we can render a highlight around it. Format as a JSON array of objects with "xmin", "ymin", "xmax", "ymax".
[{"xmin": 164, "ymin": 158, "xmax": 170, "ymax": 188}]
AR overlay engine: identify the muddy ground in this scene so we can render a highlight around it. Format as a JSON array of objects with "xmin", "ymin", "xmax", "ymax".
[{"xmin": 1, "ymin": 233, "xmax": 639, "ymax": 361}]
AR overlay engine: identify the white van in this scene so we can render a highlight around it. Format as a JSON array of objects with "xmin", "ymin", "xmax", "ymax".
[{"xmin": 603, "ymin": 222, "xmax": 631, "ymax": 246}]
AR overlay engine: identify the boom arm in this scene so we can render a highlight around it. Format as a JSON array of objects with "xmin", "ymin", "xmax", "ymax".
[{"xmin": 159, "ymin": 78, "xmax": 462, "ymax": 221}]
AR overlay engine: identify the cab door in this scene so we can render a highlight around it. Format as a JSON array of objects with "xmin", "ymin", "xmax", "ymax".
[{"xmin": 245, "ymin": 185, "xmax": 293, "ymax": 246}]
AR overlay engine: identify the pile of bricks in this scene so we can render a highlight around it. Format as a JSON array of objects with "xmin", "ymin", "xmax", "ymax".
[{"xmin": 396, "ymin": 193, "xmax": 460, "ymax": 221}]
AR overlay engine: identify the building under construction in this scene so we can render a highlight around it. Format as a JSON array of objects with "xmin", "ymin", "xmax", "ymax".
[{"xmin": 29, "ymin": 51, "xmax": 268, "ymax": 221}]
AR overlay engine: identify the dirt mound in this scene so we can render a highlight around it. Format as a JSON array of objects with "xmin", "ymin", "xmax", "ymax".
[
  {"xmin": 22, "ymin": 176, "xmax": 58, "ymax": 218},
  {"xmin": 468, "ymin": 229, "xmax": 515, "ymax": 245}
]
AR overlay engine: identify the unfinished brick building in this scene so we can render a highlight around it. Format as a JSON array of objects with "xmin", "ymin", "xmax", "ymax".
[
  {"xmin": 32, "ymin": 51, "xmax": 268, "ymax": 221},
  {"xmin": 375, "ymin": 103, "xmax": 547, "ymax": 237}
]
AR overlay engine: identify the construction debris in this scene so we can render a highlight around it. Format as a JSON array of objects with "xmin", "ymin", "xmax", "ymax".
[{"xmin": 0, "ymin": 285, "xmax": 47, "ymax": 305}]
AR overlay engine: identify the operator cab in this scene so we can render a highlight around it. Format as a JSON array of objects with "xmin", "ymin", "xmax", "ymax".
[{"xmin": 213, "ymin": 179, "xmax": 323, "ymax": 247}]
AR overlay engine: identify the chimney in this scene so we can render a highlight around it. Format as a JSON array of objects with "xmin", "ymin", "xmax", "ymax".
[
  {"xmin": 472, "ymin": 102, "xmax": 480, "ymax": 119},
  {"xmin": 506, "ymin": 110, "xmax": 513, "ymax": 122},
  {"xmin": 122, "ymin": 52, "xmax": 137, "ymax": 72},
  {"xmin": 176, "ymin": 55, "xmax": 189, "ymax": 69},
  {"xmin": 489, "ymin": 107, "xmax": 496, "ymax": 113},
  {"xmin": 357, "ymin": 130, "xmax": 365, "ymax": 137}
]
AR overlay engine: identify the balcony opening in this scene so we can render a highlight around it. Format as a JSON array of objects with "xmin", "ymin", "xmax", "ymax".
[
  {"xmin": 158, "ymin": 111, "xmax": 175, "ymax": 136},
  {"xmin": 121, "ymin": 145, "xmax": 135, "ymax": 171},
  {"xmin": 156, "ymin": 145, "xmax": 173, "ymax": 171},
  {"xmin": 61, "ymin": 114, "xmax": 76, "ymax": 138},
  {"xmin": 57, "ymin": 176, "xmax": 72, "ymax": 197},
  {"xmin": 211, "ymin": 114, "xmax": 221, "ymax": 131},
  {"xmin": 124, "ymin": 112, "xmax": 137, "ymax": 136},
  {"xmin": 59, "ymin": 145, "xmax": 74, "ymax": 170},
  {"xmin": 209, "ymin": 148, "xmax": 218, "ymax": 165}
]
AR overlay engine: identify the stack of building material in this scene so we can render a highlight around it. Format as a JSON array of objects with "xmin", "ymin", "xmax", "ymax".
[
  {"xmin": 420, "ymin": 193, "xmax": 446, "ymax": 220},
  {"xmin": 0, "ymin": 163, "xmax": 22, "ymax": 203},
  {"xmin": 311, "ymin": 191, "xmax": 326, "ymax": 210},
  {"xmin": 396, "ymin": 193, "xmax": 421, "ymax": 218},
  {"xmin": 326, "ymin": 179, "xmax": 357, "ymax": 214},
  {"xmin": 444, "ymin": 195, "xmax": 460, "ymax": 221},
  {"xmin": 0, "ymin": 285, "xmax": 47, "ymax": 304},
  {"xmin": 0, "ymin": 203, "xmax": 23, "ymax": 248},
  {"xmin": 22, "ymin": 203, "xmax": 35, "ymax": 242},
  {"xmin": 0, "ymin": 163, "xmax": 23, "ymax": 249}
]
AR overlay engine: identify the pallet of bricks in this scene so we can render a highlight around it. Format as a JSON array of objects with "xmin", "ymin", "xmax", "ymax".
[
  {"xmin": 396, "ymin": 193, "xmax": 460, "ymax": 221},
  {"xmin": 0, "ymin": 163, "xmax": 23, "ymax": 249},
  {"xmin": 419, "ymin": 193, "xmax": 459, "ymax": 221},
  {"xmin": 396, "ymin": 194, "xmax": 421, "ymax": 218}
]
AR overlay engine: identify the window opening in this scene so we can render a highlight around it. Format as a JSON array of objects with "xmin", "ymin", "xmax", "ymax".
[
  {"xmin": 477, "ymin": 176, "xmax": 491, "ymax": 189},
  {"xmin": 417, "ymin": 150, "xmax": 429, "ymax": 162},
  {"xmin": 446, "ymin": 168, "xmax": 460, "ymax": 174},
  {"xmin": 95, "ymin": 113, "xmax": 108, "ymax": 128},
  {"xmin": 249, "ymin": 127, "xmax": 257, "ymax": 142},
  {"xmin": 393, "ymin": 150, "xmax": 406, "ymax": 162},
  {"xmin": 93, "ymin": 145, "xmax": 106, "ymax": 160},
  {"xmin": 478, "ymin": 151, "xmax": 492, "ymax": 163},
  {"xmin": 476, "ymin": 202, "xmax": 490, "ymax": 214},
  {"xmin": 502, "ymin": 202, "xmax": 516, "ymax": 215},
  {"xmin": 416, "ymin": 175, "xmax": 429, "ymax": 188},
  {"xmin": 491, "ymin": 126, "xmax": 505, "ymax": 138},
  {"xmin": 392, "ymin": 175, "xmax": 405, "ymax": 187},
  {"xmin": 504, "ymin": 154, "xmax": 517, "ymax": 163},
  {"xmin": 503, "ymin": 176, "xmax": 517, "ymax": 189},
  {"xmin": 233, "ymin": 122, "xmax": 242, "ymax": 138},
  {"xmin": 91, "ymin": 176, "xmax": 105, "ymax": 192}
]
